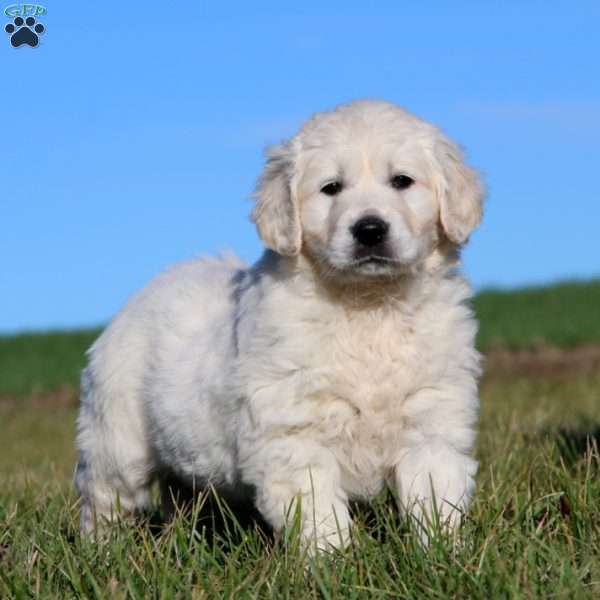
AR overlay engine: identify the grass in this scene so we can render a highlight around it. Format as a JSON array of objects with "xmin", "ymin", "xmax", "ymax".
[
  {"xmin": 1, "ymin": 278, "xmax": 600, "ymax": 597},
  {"xmin": 1, "ymin": 374, "xmax": 600, "ymax": 598},
  {"xmin": 0, "ymin": 279, "xmax": 598, "ymax": 398},
  {"xmin": 0, "ymin": 330, "xmax": 100, "ymax": 397},
  {"xmin": 475, "ymin": 279, "xmax": 600, "ymax": 351}
]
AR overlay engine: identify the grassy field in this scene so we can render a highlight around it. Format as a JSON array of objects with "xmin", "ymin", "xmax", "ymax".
[
  {"xmin": 1, "ymin": 279, "xmax": 600, "ymax": 598},
  {"xmin": 0, "ymin": 330, "xmax": 100, "ymax": 398},
  {"xmin": 475, "ymin": 279, "xmax": 600, "ymax": 351},
  {"xmin": 1, "ymin": 279, "xmax": 598, "ymax": 399}
]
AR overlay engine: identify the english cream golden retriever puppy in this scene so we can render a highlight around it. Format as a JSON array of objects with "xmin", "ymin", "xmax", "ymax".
[{"xmin": 76, "ymin": 100, "xmax": 484, "ymax": 549}]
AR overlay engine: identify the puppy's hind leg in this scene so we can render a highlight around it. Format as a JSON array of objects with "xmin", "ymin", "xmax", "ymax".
[{"xmin": 75, "ymin": 367, "xmax": 154, "ymax": 535}]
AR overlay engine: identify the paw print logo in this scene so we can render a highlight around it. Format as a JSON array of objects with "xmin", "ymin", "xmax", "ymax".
[{"xmin": 5, "ymin": 16, "xmax": 45, "ymax": 47}]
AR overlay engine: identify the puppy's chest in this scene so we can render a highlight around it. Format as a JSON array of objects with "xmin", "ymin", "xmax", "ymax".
[
  {"xmin": 305, "ymin": 312, "xmax": 430, "ymax": 431},
  {"xmin": 296, "ymin": 313, "xmax": 431, "ymax": 495}
]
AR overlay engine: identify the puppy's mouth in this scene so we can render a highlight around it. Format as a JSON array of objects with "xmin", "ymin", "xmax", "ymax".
[
  {"xmin": 352, "ymin": 240, "xmax": 397, "ymax": 263},
  {"xmin": 304, "ymin": 238, "xmax": 408, "ymax": 281},
  {"xmin": 347, "ymin": 254, "xmax": 403, "ymax": 275},
  {"xmin": 352, "ymin": 244, "xmax": 399, "ymax": 267},
  {"xmin": 354, "ymin": 255, "xmax": 394, "ymax": 265}
]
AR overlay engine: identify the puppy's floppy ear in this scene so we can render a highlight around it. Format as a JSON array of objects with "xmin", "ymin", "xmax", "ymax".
[
  {"xmin": 434, "ymin": 138, "xmax": 484, "ymax": 245},
  {"xmin": 251, "ymin": 142, "xmax": 302, "ymax": 257}
]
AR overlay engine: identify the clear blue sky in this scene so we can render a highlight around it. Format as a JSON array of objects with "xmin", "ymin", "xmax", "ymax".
[{"xmin": 1, "ymin": 1, "xmax": 599, "ymax": 332}]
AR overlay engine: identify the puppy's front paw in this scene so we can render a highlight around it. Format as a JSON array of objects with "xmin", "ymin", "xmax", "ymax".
[
  {"xmin": 252, "ymin": 464, "xmax": 351, "ymax": 553},
  {"xmin": 394, "ymin": 442, "xmax": 477, "ymax": 542}
]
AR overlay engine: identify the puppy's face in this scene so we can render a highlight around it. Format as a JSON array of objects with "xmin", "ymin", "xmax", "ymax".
[
  {"xmin": 298, "ymin": 138, "xmax": 439, "ymax": 278},
  {"xmin": 253, "ymin": 101, "xmax": 483, "ymax": 282}
]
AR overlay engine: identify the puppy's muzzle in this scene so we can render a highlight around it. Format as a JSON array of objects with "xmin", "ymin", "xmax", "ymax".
[{"xmin": 351, "ymin": 216, "xmax": 394, "ymax": 262}]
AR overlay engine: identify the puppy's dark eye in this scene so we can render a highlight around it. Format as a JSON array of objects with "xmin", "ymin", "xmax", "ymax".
[
  {"xmin": 390, "ymin": 175, "xmax": 415, "ymax": 190},
  {"xmin": 321, "ymin": 181, "xmax": 343, "ymax": 196}
]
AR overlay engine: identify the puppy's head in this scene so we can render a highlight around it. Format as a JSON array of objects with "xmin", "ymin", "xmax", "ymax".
[{"xmin": 252, "ymin": 100, "xmax": 483, "ymax": 281}]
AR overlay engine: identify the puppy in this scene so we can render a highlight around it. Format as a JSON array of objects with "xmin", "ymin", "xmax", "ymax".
[{"xmin": 76, "ymin": 100, "xmax": 484, "ymax": 549}]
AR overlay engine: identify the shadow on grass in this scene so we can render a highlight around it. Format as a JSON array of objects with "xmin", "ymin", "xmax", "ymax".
[
  {"xmin": 551, "ymin": 425, "xmax": 600, "ymax": 466},
  {"xmin": 146, "ymin": 479, "xmax": 273, "ymax": 552},
  {"xmin": 143, "ymin": 482, "xmax": 404, "ymax": 553}
]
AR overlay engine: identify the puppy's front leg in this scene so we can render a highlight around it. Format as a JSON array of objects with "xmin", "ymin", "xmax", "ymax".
[
  {"xmin": 242, "ymin": 436, "xmax": 350, "ymax": 552},
  {"xmin": 391, "ymin": 388, "xmax": 478, "ymax": 542},
  {"xmin": 393, "ymin": 439, "xmax": 477, "ymax": 542}
]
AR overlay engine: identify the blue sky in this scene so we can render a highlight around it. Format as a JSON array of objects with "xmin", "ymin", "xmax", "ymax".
[{"xmin": 1, "ymin": 1, "xmax": 599, "ymax": 332}]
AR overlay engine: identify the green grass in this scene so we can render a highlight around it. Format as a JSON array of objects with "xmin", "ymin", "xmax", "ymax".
[
  {"xmin": 0, "ymin": 330, "xmax": 100, "ymax": 397},
  {"xmin": 2, "ymin": 374, "xmax": 600, "ymax": 598},
  {"xmin": 1, "ymin": 279, "xmax": 600, "ymax": 597},
  {"xmin": 0, "ymin": 279, "xmax": 599, "ymax": 398},
  {"xmin": 475, "ymin": 279, "xmax": 600, "ymax": 351}
]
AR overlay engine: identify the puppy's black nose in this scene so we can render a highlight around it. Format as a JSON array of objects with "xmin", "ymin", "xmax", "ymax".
[{"xmin": 351, "ymin": 216, "xmax": 389, "ymax": 247}]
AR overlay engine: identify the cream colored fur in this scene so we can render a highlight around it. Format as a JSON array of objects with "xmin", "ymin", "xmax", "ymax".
[{"xmin": 76, "ymin": 100, "xmax": 484, "ymax": 550}]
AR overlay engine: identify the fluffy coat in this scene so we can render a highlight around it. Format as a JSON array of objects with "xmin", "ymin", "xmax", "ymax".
[{"xmin": 76, "ymin": 100, "xmax": 484, "ymax": 549}]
